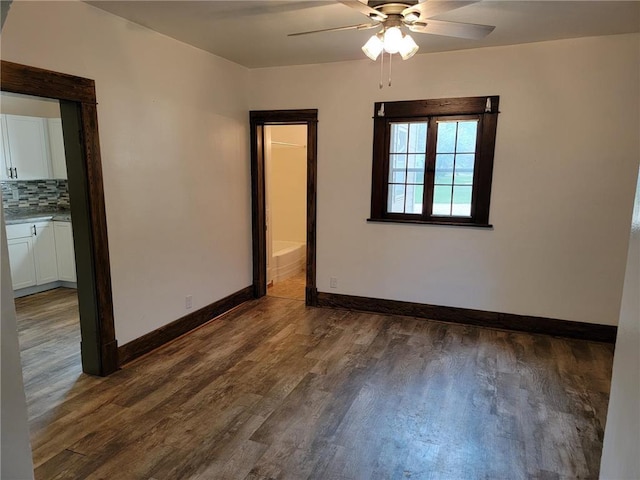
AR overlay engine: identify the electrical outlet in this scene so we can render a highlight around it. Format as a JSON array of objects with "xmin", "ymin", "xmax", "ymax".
[
  {"xmin": 12, "ymin": 187, "xmax": 19, "ymax": 201},
  {"xmin": 185, "ymin": 295, "xmax": 193, "ymax": 309},
  {"xmin": 329, "ymin": 277, "xmax": 338, "ymax": 289}
]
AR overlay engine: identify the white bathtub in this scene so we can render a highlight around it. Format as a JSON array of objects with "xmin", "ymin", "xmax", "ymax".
[{"xmin": 272, "ymin": 240, "xmax": 305, "ymax": 283}]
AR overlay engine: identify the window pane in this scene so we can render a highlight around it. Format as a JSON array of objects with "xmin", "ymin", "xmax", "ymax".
[
  {"xmin": 454, "ymin": 153, "xmax": 475, "ymax": 185},
  {"xmin": 405, "ymin": 185, "xmax": 424, "ymax": 214},
  {"xmin": 390, "ymin": 169, "xmax": 406, "ymax": 183},
  {"xmin": 388, "ymin": 184, "xmax": 406, "ymax": 213},
  {"xmin": 436, "ymin": 122, "xmax": 457, "ymax": 153},
  {"xmin": 435, "ymin": 154, "xmax": 454, "ymax": 184},
  {"xmin": 386, "ymin": 122, "xmax": 428, "ymax": 215},
  {"xmin": 433, "ymin": 185, "xmax": 452, "ymax": 215},
  {"xmin": 407, "ymin": 154, "xmax": 425, "ymax": 184},
  {"xmin": 408, "ymin": 122, "xmax": 428, "ymax": 153},
  {"xmin": 389, "ymin": 154, "xmax": 407, "ymax": 182},
  {"xmin": 452, "ymin": 185, "xmax": 472, "ymax": 216},
  {"xmin": 456, "ymin": 121, "xmax": 478, "ymax": 152},
  {"xmin": 408, "ymin": 154, "xmax": 425, "ymax": 169},
  {"xmin": 390, "ymin": 154, "xmax": 407, "ymax": 170},
  {"xmin": 407, "ymin": 169, "xmax": 425, "ymax": 184},
  {"xmin": 390, "ymin": 123, "xmax": 408, "ymax": 153}
]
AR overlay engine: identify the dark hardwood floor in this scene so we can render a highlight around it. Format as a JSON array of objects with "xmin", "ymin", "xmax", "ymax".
[{"xmin": 16, "ymin": 288, "xmax": 614, "ymax": 479}]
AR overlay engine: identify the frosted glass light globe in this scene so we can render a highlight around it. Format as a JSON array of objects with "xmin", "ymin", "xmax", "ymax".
[
  {"xmin": 362, "ymin": 34, "xmax": 384, "ymax": 61},
  {"xmin": 383, "ymin": 27, "xmax": 403, "ymax": 54}
]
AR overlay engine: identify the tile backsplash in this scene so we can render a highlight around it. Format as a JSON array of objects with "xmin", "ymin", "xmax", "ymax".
[{"xmin": 1, "ymin": 180, "xmax": 70, "ymax": 209}]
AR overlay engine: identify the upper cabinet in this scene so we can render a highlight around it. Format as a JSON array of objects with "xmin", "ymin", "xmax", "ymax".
[
  {"xmin": 48, "ymin": 118, "xmax": 67, "ymax": 179},
  {"xmin": 1, "ymin": 114, "xmax": 51, "ymax": 180},
  {"xmin": 0, "ymin": 114, "xmax": 67, "ymax": 180}
]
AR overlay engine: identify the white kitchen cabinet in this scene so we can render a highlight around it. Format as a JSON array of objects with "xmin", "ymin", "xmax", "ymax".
[
  {"xmin": 54, "ymin": 221, "xmax": 77, "ymax": 282},
  {"xmin": 33, "ymin": 221, "xmax": 59, "ymax": 284},
  {"xmin": 47, "ymin": 118, "xmax": 67, "ymax": 179},
  {"xmin": 0, "ymin": 116, "xmax": 12, "ymax": 181},
  {"xmin": 7, "ymin": 234, "xmax": 37, "ymax": 289},
  {"xmin": 0, "ymin": 114, "xmax": 51, "ymax": 180},
  {"xmin": 6, "ymin": 221, "xmax": 59, "ymax": 289}
]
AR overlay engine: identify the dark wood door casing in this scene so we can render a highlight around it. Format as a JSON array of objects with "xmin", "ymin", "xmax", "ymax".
[
  {"xmin": 249, "ymin": 110, "xmax": 318, "ymax": 306},
  {"xmin": 1, "ymin": 60, "xmax": 117, "ymax": 376}
]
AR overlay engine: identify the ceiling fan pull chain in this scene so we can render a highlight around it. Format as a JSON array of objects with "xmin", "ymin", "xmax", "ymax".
[
  {"xmin": 379, "ymin": 49, "xmax": 384, "ymax": 89},
  {"xmin": 388, "ymin": 52, "xmax": 393, "ymax": 87}
]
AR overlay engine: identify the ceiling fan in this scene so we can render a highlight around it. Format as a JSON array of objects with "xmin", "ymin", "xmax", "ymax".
[{"xmin": 289, "ymin": 1, "xmax": 495, "ymax": 61}]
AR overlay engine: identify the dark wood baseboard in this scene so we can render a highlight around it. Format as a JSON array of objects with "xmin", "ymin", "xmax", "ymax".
[
  {"xmin": 118, "ymin": 286, "xmax": 254, "ymax": 365},
  {"xmin": 305, "ymin": 286, "xmax": 318, "ymax": 307},
  {"xmin": 316, "ymin": 292, "xmax": 617, "ymax": 343}
]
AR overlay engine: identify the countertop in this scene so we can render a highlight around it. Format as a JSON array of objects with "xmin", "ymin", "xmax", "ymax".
[{"xmin": 4, "ymin": 207, "xmax": 72, "ymax": 225}]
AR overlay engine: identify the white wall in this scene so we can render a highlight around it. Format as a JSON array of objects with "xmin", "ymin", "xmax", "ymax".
[
  {"xmin": 268, "ymin": 125, "xmax": 307, "ymax": 244},
  {"xmin": 250, "ymin": 33, "xmax": 640, "ymax": 326},
  {"xmin": 600, "ymin": 168, "xmax": 640, "ymax": 479},
  {"xmin": 1, "ymin": 1, "xmax": 252, "ymax": 344},
  {"xmin": 1, "ymin": 204, "xmax": 34, "ymax": 479}
]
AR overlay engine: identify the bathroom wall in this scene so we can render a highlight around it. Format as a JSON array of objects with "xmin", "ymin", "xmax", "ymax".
[
  {"xmin": 1, "ymin": 179, "xmax": 69, "ymax": 210},
  {"xmin": 268, "ymin": 125, "xmax": 307, "ymax": 245}
]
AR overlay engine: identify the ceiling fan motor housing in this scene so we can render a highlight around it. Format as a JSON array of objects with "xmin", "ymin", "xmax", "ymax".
[{"xmin": 369, "ymin": 2, "xmax": 420, "ymax": 26}]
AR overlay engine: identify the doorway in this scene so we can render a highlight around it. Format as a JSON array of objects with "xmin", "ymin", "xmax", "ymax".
[
  {"xmin": 265, "ymin": 125, "xmax": 307, "ymax": 301},
  {"xmin": 250, "ymin": 110, "xmax": 318, "ymax": 306},
  {"xmin": 1, "ymin": 60, "xmax": 117, "ymax": 376},
  {"xmin": 1, "ymin": 91, "xmax": 85, "ymax": 411}
]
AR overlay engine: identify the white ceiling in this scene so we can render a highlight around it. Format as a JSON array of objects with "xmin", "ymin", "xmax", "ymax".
[{"xmin": 87, "ymin": 1, "xmax": 640, "ymax": 68}]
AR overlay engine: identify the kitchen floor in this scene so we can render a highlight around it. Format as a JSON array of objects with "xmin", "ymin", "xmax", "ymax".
[{"xmin": 15, "ymin": 287, "xmax": 83, "ymax": 420}]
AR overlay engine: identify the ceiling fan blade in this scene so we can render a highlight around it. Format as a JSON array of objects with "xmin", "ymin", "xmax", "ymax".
[
  {"xmin": 409, "ymin": 19, "xmax": 495, "ymax": 39},
  {"xmin": 404, "ymin": 1, "xmax": 478, "ymax": 20},
  {"xmin": 289, "ymin": 22, "xmax": 381, "ymax": 37},
  {"xmin": 338, "ymin": 1, "xmax": 387, "ymax": 21}
]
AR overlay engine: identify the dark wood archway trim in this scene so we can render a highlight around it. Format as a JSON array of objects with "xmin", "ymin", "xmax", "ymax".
[
  {"xmin": 1, "ymin": 60, "xmax": 117, "ymax": 376},
  {"xmin": 250, "ymin": 109, "xmax": 318, "ymax": 306}
]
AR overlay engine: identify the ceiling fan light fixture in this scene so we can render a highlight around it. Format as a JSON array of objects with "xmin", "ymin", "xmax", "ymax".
[
  {"xmin": 403, "ymin": 9, "xmax": 420, "ymax": 24},
  {"xmin": 362, "ymin": 33, "xmax": 384, "ymax": 61},
  {"xmin": 382, "ymin": 26, "xmax": 403, "ymax": 54},
  {"xmin": 399, "ymin": 34, "xmax": 419, "ymax": 60}
]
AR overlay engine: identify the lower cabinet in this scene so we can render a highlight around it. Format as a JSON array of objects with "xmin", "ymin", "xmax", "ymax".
[
  {"xmin": 6, "ymin": 220, "xmax": 76, "ymax": 291},
  {"xmin": 7, "ymin": 233, "xmax": 37, "ymax": 289},
  {"xmin": 54, "ymin": 221, "xmax": 77, "ymax": 282},
  {"xmin": 33, "ymin": 221, "xmax": 59, "ymax": 285}
]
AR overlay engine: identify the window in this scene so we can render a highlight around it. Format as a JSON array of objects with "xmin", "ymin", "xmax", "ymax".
[{"xmin": 369, "ymin": 96, "xmax": 499, "ymax": 227}]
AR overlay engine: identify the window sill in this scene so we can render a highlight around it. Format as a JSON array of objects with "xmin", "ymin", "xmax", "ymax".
[{"xmin": 367, "ymin": 218, "xmax": 493, "ymax": 229}]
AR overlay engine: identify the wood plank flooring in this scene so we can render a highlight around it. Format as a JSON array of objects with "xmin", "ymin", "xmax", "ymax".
[
  {"xmin": 16, "ymin": 288, "xmax": 614, "ymax": 479},
  {"xmin": 267, "ymin": 270, "xmax": 306, "ymax": 301}
]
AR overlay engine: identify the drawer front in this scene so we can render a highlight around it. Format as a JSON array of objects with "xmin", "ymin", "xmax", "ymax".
[{"xmin": 6, "ymin": 223, "xmax": 33, "ymax": 240}]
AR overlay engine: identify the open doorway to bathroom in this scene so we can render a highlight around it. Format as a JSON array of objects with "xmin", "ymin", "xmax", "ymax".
[
  {"xmin": 265, "ymin": 125, "xmax": 307, "ymax": 301},
  {"xmin": 250, "ymin": 109, "xmax": 318, "ymax": 306}
]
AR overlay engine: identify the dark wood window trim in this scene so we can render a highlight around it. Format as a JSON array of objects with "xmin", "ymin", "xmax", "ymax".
[{"xmin": 369, "ymin": 95, "xmax": 499, "ymax": 227}]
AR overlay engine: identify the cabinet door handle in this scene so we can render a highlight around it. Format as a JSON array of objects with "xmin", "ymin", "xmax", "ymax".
[
  {"xmin": 7, "ymin": 167, "xmax": 13, "ymax": 178},
  {"xmin": 13, "ymin": 167, "xmax": 17, "ymax": 178},
  {"xmin": 32, "ymin": 225, "xmax": 37, "ymax": 236}
]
